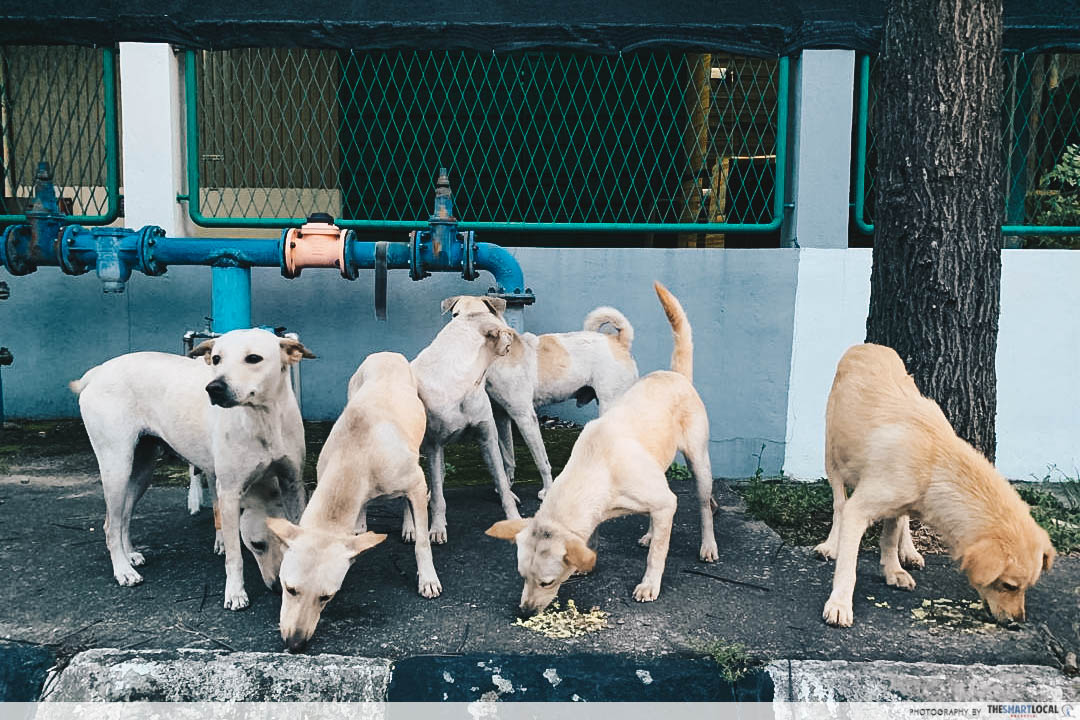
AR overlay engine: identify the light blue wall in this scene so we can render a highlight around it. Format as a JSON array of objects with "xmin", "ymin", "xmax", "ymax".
[{"xmin": 0, "ymin": 248, "xmax": 798, "ymax": 477}]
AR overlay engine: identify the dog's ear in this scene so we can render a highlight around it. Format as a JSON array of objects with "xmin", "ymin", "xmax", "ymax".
[
  {"xmin": 564, "ymin": 536, "xmax": 596, "ymax": 573},
  {"xmin": 1042, "ymin": 543, "xmax": 1057, "ymax": 573},
  {"xmin": 482, "ymin": 296, "xmax": 507, "ymax": 317},
  {"xmin": 280, "ymin": 337, "xmax": 316, "ymax": 365},
  {"xmin": 266, "ymin": 517, "xmax": 302, "ymax": 546},
  {"xmin": 441, "ymin": 296, "xmax": 462, "ymax": 316},
  {"xmin": 189, "ymin": 339, "xmax": 216, "ymax": 364},
  {"xmin": 484, "ymin": 324, "xmax": 514, "ymax": 357},
  {"xmin": 486, "ymin": 518, "xmax": 529, "ymax": 542},
  {"xmin": 346, "ymin": 531, "xmax": 386, "ymax": 559},
  {"xmin": 960, "ymin": 537, "xmax": 1007, "ymax": 587}
]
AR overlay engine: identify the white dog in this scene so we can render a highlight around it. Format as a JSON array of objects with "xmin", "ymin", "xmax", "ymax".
[
  {"xmin": 70, "ymin": 329, "xmax": 313, "ymax": 610},
  {"xmin": 408, "ymin": 303, "xmax": 516, "ymax": 543},
  {"xmin": 443, "ymin": 296, "xmax": 637, "ymax": 495},
  {"xmin": 487, "ymin": 283, "xmax": 718, "ymax": 615},
  {"xmin": 268, "ymin": 352, "xmax": 440, "ymax": 653}
]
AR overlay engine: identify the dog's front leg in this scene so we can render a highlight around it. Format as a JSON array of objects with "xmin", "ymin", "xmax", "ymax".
[
  {"xmin": 822, "ymin": 495, "xmax": 870, "ymax": 627},
  {"xmin": 511, "ymin": 407, "xmax": 554, "ymax": 497},
  {"xmin": 634, "ymin": 490, "xmax": 676, "ymax": 602},
  {"xmin": 476, "ymin": 416, "xmax": 521, "ymax": 520},
  {"xmin": 216, "ymin": 486, "xmax": 249, "ymax": 610},
  {"xmin": 407, "ymin": 468, "xmax": 442, "ymax": 598},
  {"xmin": 425, "ymin": 441, "xmax": 448, "ymax": 544}
]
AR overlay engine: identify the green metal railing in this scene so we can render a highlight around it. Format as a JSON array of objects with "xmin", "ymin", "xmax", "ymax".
[
  {"xmin": 854, "ymin": 52, "xmax": 1080, "ymax": 239},
  {"xmin": 182, "ymin": 49, "xmax": 788, "ymax": 232},
  {"xmin": 0, "ymin": 46, "xmax": 121, "ymax": 224}
]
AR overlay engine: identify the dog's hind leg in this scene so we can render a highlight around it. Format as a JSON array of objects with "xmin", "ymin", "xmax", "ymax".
[
  {"xmin": 879, "ymin": 517, "xmax": 916, "ymax": 590},
  {"xmin": 187, "ymin": 466, "xmax": 203, "ymax": 515},
  {"xmin": 814, "ymin": 468, "xmax": 849, "ymax": 562},
  {"xmin": 510, "ymin": 406, "xmax": 554, "ymax": 498},
  {"xmin": 424, "ymin": 440, "xmax": 448, "ymax": 544},
  {"xmin": 93, "ymin": 437, "xmax": 144, "ymax": 586},
  {"xmin": 121, "ymin": 436, "xmax": 160, "ymax": 567},
  {"xmin": 406, "ymin": 468, "xmax": 442, "ymax": 598},
  {"xmin": 896, "ymin": 515, "xmax": 925, "ymax": 569},
  {"xmin": 682, "ymin": 412, "xmax": 719, "ymax": 563}
]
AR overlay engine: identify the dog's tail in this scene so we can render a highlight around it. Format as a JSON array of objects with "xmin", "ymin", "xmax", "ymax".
[
  {"xmin": 654, "ymin": 282, "xmax": 692, "ymax": 382},
  {"xmin": 583, "ymin": 306, "xmax": 634, "ymax": 351},
  {"xmin": 68, "ymin": 366, "xmax": 98, "ymax": 395}
]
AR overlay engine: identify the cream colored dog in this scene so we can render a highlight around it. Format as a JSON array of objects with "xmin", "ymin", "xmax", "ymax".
[
  {"xmin": 408, "ymin": 305, "xmax": 517, "ymax": 543},
  {"xmin": 71, "ymin": 329, "xmax": 313, "ymax": 610},
  {"xmin": 487, "ymin": 283, "xmax": 718, "ymax": 615},
  {"xmin": 818, "ymin": 343, "xmax": 1056, "ymax": 627},
  {"xmin": 268, "ymin": 352, "xmax": 438, "ymax": 653},
  {"xmin": 443, "ymin": 295, "xmax": 638, "ymax": 496}
]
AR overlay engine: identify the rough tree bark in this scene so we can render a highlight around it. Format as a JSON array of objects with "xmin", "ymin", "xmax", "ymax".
[{"xmin": 865, "ymin": 0, "xmax": 1004, "ymax": 459}]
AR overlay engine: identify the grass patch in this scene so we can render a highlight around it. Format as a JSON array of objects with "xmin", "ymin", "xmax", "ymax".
[
  {"xmin": 698, "ymin": 640, "xmax": 755, "ymax": 683},
  {"xmin": 733, "ymin": 476, "xmax": 847, "ymax": 548},
  {"xmin": 1017, "ymin": 467, "xmax": 1080, "ymax": 555}
]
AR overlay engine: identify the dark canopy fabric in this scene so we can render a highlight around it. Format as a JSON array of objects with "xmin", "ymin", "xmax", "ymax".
[{"xmin": 1, "ymin": 1, "xmax": 1079, "ymax": 56}]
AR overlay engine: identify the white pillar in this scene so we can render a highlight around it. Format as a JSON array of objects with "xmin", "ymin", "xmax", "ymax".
[
  {"xmin": 118, "ymin": 43, "xmax": 191, "ymax": 235},
  {"xmin": 784, "ymin": 50, "xmax": 856, "ymax": 249}
]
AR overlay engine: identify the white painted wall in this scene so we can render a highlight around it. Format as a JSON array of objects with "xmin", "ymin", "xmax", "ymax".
[{"xmin": 784, "ymin": 248, "xmax": 1080, "ymax": 481}]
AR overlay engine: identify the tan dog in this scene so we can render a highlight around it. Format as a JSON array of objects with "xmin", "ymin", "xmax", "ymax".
[
  {"xmin": 818, "ymin": 343, "xmax": 1056, "ymax": 627},
  {"xmin": 487, "ymin": 283, "xmax": 718, "ymax": 615},
  {"xmin": 267, "ymin": 352, "xmax": 439, "ymax": 652},
  {"xmin": 444, "ymin": 295, "xmax": 638, "ymax": 496}
]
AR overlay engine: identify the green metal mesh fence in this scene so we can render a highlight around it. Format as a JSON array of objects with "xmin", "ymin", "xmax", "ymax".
[
  {"xmin": 186, "ymin": 49, "xmax": 788, "ymax": 231},
  {"xmin": 854, "ymin": 52, "xmax": 1080, "ymax": 242},
  {"xmin": 0, "ymin": 46, "xmax": 120, "ymax": 223}
]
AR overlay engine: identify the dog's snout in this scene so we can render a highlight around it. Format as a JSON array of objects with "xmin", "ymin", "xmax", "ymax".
[{"xmin": 516, "ymin": 605, "xmax": 538, "ymax": 620}]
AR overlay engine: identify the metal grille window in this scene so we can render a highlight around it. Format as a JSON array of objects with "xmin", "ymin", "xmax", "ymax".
[
  {"xmin": 185, "ymin": 49, "xmax": 788, "ymax": 234},
  {"xmin": 853, "ymin": 52, "xmax": 1080, "ymax": 244},
  {"xmin": 0, "ymin": 46, "xmax": 120, "ymax": 224}
]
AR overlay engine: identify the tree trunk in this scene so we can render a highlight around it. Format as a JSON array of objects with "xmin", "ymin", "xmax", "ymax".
[{"xmin": 865, "ymin": 0, "xmax": 1004, "ymax": 459}]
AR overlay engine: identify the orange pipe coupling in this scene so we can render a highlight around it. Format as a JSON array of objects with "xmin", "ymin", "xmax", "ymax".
[{"xmin": 282, "ymin": 214, "xmax": 349, "ymax": 278}]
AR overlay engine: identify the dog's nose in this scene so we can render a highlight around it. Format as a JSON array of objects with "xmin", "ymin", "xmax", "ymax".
[
  {"xmin": 516, "ymin": 605, "xmax": 538, "ymax": 620},
  {"xmin": 284, "ymin": 633, "xmax": 309, "ymax": 654},
  {"xmin": 205, "ymin": 378, "xmax": 229, "ymax": 405}
]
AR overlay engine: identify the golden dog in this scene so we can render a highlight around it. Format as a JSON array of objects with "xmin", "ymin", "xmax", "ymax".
[{"xmin": 818, "ymin": 343, "xmax": 1055, "ymax": 627}]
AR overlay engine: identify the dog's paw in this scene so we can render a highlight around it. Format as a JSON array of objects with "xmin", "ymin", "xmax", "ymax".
[
  {"xmin": 638, "ymin": 532, "xmax": 652, "ymax": 547},
  {"xmin": 127, "ymin": 551, "xmax": 146, "ymax": 567},
  {"xmin": 699, "ymin": 542, "xmax": 719, "ymax": 563},
  {"xmin": 223, "ymin": 587, "xmax": 250, "ymax": 611},
  {"xmin": 429, "ymin": 525, "xmax": 448, "ymax": 545},
  {"xmin": 418, "ymin": 575, "xmax": 443, "ymax": 599},
  {"xmin": 822, "ymin": 598, "xmax": 853, "ymax": 627},
  {"xmin": 885, "ymin": 568, "xmax": 917, "ymax": 590},
  {"xmin": 213, "ymin": 531, "xmax": 225, "ymax": 556},
  {"xmin": 813, "ymin": 541, "xmax": 838, "ymax": 561},
  {"xmin": 633, "ymin": 581, "xmax": 661, "ymax": 602},
  {"xmin": 114, "ymin": 567, "xmax": 144, "ymax": 587},
  {"xmin": 899, "ymin": 546, "xmax": 925, "ymax": 570},
  {"xmin": 402, "ymin": 527, "xmax": 416, "ymax": 543}
]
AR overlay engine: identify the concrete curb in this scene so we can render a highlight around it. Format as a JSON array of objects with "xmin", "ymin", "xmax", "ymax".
[{"xmin": 767, "ymin": 660, "xmax": 1080, "ymax": 702}]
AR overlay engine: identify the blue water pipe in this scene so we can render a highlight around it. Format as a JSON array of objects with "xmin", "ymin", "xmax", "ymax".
[{"xmin": 1, "ymin": 164, "xmax": 535, "ymax": 333}]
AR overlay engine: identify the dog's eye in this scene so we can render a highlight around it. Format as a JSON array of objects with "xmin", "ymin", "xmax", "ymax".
[
  {"xmin": 1001, "ymin": 581, "xmax": 1020, "ymax": 592},
  {"xmin": 538, "ymin": 580, "xmax": 555, "ymax": 589},
  {"xmin": 285, "ymin": 585, "xmax": 298, "ymax": 596},
  {"xmin": 211, "ymin": 355, "xmax": 221, "ymax": 365},
  {"xmin": 249, "ymin": 540, "xmax": 267, "ymax": 552},
  {"xmin": 245, "ymin": 354, "xmax": 263, "ymax": 364},
  {"xmin": 318, "ymin": 594, "xmax": 332, "ymax": 604}
]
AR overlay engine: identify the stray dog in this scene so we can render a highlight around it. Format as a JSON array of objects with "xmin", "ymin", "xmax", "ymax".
[
  {"xmin": 817, "ymin": 343, "xmax": 1056, "ymax": 627},
  {"xmin": 444, "ymin": 296, "xmax": 637, "ymax": 495},
  {"xmin": 268, "ymin": 352, "xmax": 438, "ymax": 652},
  {"xmin": 408, "ymin": 302, "xmax": 516, "ymax": 543},
  {"xmin": 71, "ymin": 329, "xmax": 313, "ymax": 610},
  {"xmin": 487, "ymin": 283, "xmax": 718, "ymax": 615}
]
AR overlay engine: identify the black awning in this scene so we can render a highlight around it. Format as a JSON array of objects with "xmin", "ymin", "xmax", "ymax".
[{"xmin": 1, "ymin": 1, "xmax": 1078, "ymax": 56}]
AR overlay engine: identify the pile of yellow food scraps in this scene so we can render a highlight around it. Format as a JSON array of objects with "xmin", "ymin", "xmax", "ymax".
[
  {"xmin": 513, "ymin": 600, "xmax": 609, "ymax": 639},
  {"xmin": 910, "ymin": 598, "xmax": 998, "ymax": 632}
]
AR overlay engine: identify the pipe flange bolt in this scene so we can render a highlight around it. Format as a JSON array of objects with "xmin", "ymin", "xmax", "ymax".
[{"xmin": 136, "ymin": 226, "xmax": 169, "ymax": 276}]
